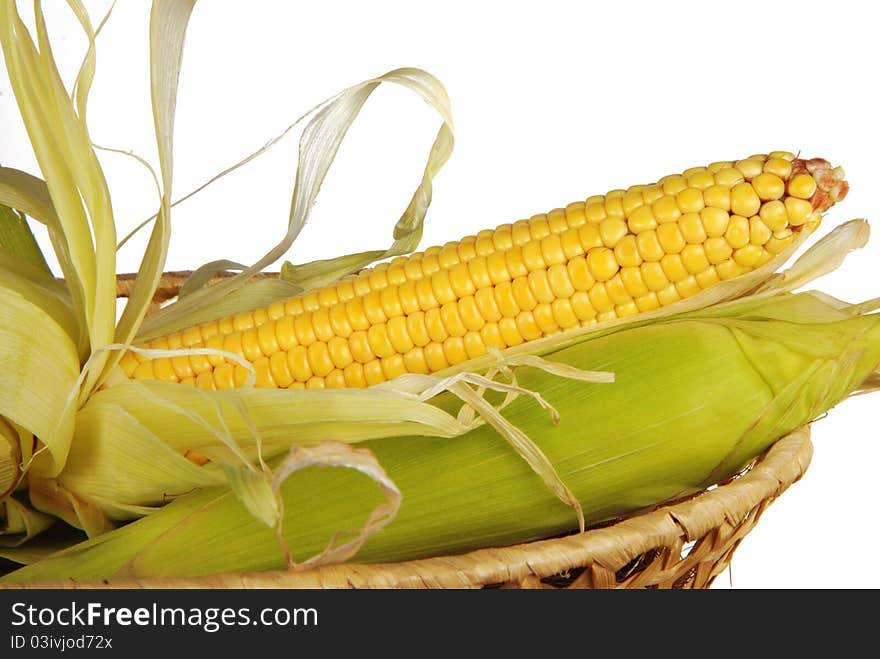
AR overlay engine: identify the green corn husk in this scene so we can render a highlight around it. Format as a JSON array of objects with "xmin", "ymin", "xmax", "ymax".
[{"xmin": 5, "ymin": 289, "xmax": 879, "ymax": 583}]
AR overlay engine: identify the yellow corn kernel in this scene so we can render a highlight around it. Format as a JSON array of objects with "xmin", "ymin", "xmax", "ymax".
[
  {"xmin": 716, "ymin": 259, "xmax": 746, "ymax": 281},
  {"xmin": 456, "ymin": 296, "xmax": 484, "ymax": 332},
  {"xmin": 749, "ymin": 216, "xmax": 772, "ymax": 246},
  {"xmin": 702, "ymin": 185, "xmax": 731, "ymax": 211},
  {"xmin": 323, "ymin": 369, "xmax": 345, "ymax": 389},
  {"xmin": 205, "ymin": 334, "xmax": 226, "ymax": 367},
  {"xmin": 529, "ymin": 215, "xmax": 551, "ymax": 240},
  {"xmin": 431, "ymin": 270, "xmax": 457, "ymax": 305},
  {"xmin": 661, "ymin": 176, "xmax": 688, "ymax": 196},
  {"xmin": 588, "ymin": 282, "xmax": 614, "ymax": 313},
  {"xmin": 678, "ymin": 212, "xmax": 707, "ymax": 244},
  {"xmin": 656, "ymin": 223, "xmax": 685, "ymax": 254},
  {"xmin": 635, "ymin": 230, "xmax": 664, "ymax": 262},
  {"xmin": 463, "ymin": 256, "xmax": 491, "ymax": 291},
  {"xmin": 578, "ymin": 223, "xmax": 603, "ymax": 251},
  {"xmin": 511, "ymin": 277, "xmax": 538, "ymax": 312},
  {"xmin": 504, "ymin": 246, "xmax": 529, "ymax": 279},
  {"xmin": 469, "ymin": 289, "xmax": 499, "ymax": 326},
  {"xmin": 675, "ymin": 187, "xmax": 705, "ymax": 214},
  {"xmin": 784, "ymin": 197, "xmax": 813, "ymax": 226},
  {"xmin": 233, "ymin": 365, "xmax": 250, "ymax": 387},
  {"xmin": 120, "ymin": 351, "xmax": 140, "ymax": 377},
  {"xmin": 704, "ymin": 238, "xmax": 733, "ymax": 264},
  {"xmin": 751, "ymin": 172, "xmax": 785, "ymax": 201},
  {"xmin": 584, "ymin": 201, "xmax": 606, "ymax": 223},
  {"xmin": 616, "ymin": 301, "xmax": 639, "ymax": 317},
  {"xmin": 605, "ymin": 273, "xmax": 632, "ymax": 306},
  {"xmin": 253, "ymin": 357, "xmax": 276, "ymax": 389},
  {"xmin": 463, "ymin": 331, "xmax": 487, "ymax": 359},
  {"xmin": 733, "ymin": 244, "xmax": 764, "ymax": 267},
  {"xmin": 483, "ymin": 251, "xmax": 509, "ymax": 286},
  {"xmin": 533, "ymin": 303, "xmax": 559, "ymax": 335},
  {"xmin": 613, "ymin": 235, "xmax": 642, "ymax": 268},
  {"xmin": 560, "ymin": 227, "xmax": 585, "ymax": 260},
  {"xmin": 759, "ymin": 200, "xmax": 789, "ymax": 231},
  {"xmin": 195, "ymin": 371, "xmax": 215, "ymax": 390},
  {"xmin": 675, "ymin": 275, "xmax": 701, "ymax": 298},
  {"xmin": 540, "ymin": 233, "xmax": 567, "ymax": 266},
  {"xmin": 564, "ymin": 203, "xmax": 587, "ymax": 228},
  {"xmin": 424, "ymin": 308, "xmax": 450, "ymax": 342},
  {"xmin": 547, "ymin": 263, "xmax": 575, "ymax": 299},
  {"xmin": 707, "ymin": 161, "xmax": 732, "ymax": 173},
  {"xmin": 343, "ymin": 362, "xmax": 367, "ymax": 388},
  {"xmin": 735, "ymin": 158, "xmax": 764, "ymax": 179},
  {"xmin": 640, "ymin": 184, "xmax": 663, "ymax": 205},
  {"xmin": 548, "ymin": 208, "xmax": 568, "ymax": 233},
  {"xmin": 713, "ymin": 167, "xmax": 744, "ymax": 188},
  {"xmin": 586, "ymin": 247, "xmax": 620, "ymax": 281},
  {"xmin": 640, "ymin": 262, "xmax": 668, "ymax": 292},
  {"xmin": 367, "ymin": 324, "xmax": 396, "ymax": 358},
  {"xmin": 634, "ymin": 292, "xmax": 660, "ymax": 312},
  {"xmin": 231, "ymin": 312, "xmax": 255, "ymax": 333},
  {"xmin": 681, "ymin": 244, "xmax": 710, "ymax": 274},
  {"xmin": 495, "ymin": 317, "xmax": 521, "ymax": 346},
  {"xmin": 212, "ymin": 363, "xmax": 235, "ymax": 390},
  {"xmin": 763, "ymin": 157, "xmax": 792, "ymax": 179},
  {"xmin": 604, "ymin": 196, "xmax": 625, "ymax": 219},
  {"xmin": 440, "ymin": 303, "xmax": 467, "ymax": 337},
  {"xmin": 788, "ymin": 173, "xmax": 817, "ymax": 199},
  {"xmin": 402, "ymin": 347, "xmax": 429, "ymax": 375},
  {"xmin": 133, "ymin": 360, "xmax": 156, "ymax": 381},
  {"xmin": 480, "ymin": 322, "xmax": 505, "ymax": 350},
  {"xmin": 620, "ymin": 266, "xmax": 649, "ymax": 298},
  {"xmin": 570, "ymin": 291, "xmax": 597, "ymax": 321},
  {"xmin": 363, "ymin": 360, "xmax": 384, "ymax": 386},
  {"xmin": 627, "ymin": 205, "xmax": 657, "ymax": 234},
  {"xmin": 656, "ymin": 283, "xmax": 681, "ymax": 307},
  {"xmin": 622, "ymin": 190, "xmax": 644, "ymax": 215},
  {"xmin": 695, "ymin": 266, "xmax": 720, "ymax": 289},
  {"xmin": 377, "ymin": 285, "xmax": 403, "ymax": 319},
  {"xmin": 521, "ymin": 240, "xmax": 546, "ymax": 272},
  {"xmin": 527, "ymin": 270, "xmax": 555, "ymax": 304},
  {"xmin": 730, "ymin": 182, "xmax": 761, "ymax": 217},
  {"xmin": 256, "ymin": 321, "xmax": 280, "ymax": 358},
  {"xmin": 551, "ymin": 298, "xmax": 579, "ymax": 329},
  {"xmin": 652, "ymin": 195, "xmax": 682, "ymax": 224},
  {"xmin": 724, "ymin": 215, "xmax": 750, "ymax": 249},
  {"xmin": 599, "ymin": 217, "xmax": 628, "ymax": 247},
  {"xmin": 700, "ymin": 207, "xmax": 729, "ymax": 239},
  {"xmin": 494, "ymin": 281, "xmax": 519, "ymax": 318},
  {"xmin": 659, "ymin": 254, "xmax": 689, "ymax": 282},
  {"xmin": 686, "ymin": 170, "xmax": 715, "ymax": 190}
]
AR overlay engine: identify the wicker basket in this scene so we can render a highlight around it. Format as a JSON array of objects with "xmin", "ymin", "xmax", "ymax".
[{"xmin": 4, "ymin": 273, "xmax": 814, "ymax": 589}]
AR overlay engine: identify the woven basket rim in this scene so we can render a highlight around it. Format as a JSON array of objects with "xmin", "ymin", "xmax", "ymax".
[{"xmin": 5, "ymin": 426, "xmax": 812, "ymax": 589}]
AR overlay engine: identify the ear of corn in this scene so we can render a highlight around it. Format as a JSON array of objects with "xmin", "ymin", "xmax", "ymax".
[
  {"xmin": 7, "ymin": 289, "xmax": 880, "ymax": 582},
  {"xmin": 121, "ymin": 153, "xmax": 848, "ymax": 391},
  {"xmin": 2, "ymin": 0, "xmax": 877, "ymax": 587}
]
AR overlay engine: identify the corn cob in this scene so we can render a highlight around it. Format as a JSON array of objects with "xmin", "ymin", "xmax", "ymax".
[{"xmin": 120, "ymin": 152, "xmax": 848, "ymax": 390}]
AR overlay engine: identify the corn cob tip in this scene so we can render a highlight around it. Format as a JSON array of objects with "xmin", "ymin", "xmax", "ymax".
[{"xmin": 793, "ymin": 156, "xmax": 849, "ymax": 213}]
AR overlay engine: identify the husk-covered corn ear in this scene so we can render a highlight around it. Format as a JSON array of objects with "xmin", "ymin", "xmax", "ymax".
[{"xmin": 6, "ymin": 289, "xmax": 879, "ymax": 582}]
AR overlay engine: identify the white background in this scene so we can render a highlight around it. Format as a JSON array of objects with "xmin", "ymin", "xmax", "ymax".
[{"xmin": 2, "ymin": 0, "xmax": 878, "ymax": 588}]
